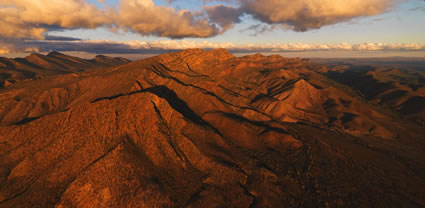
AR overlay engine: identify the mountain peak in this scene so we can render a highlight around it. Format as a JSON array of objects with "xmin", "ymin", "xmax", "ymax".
[
  {"xmin": 172, "ymin": 48, "xmax": 234, "ymax": 61},
  {"xmin": 92, "ymin": 54, "xmax": 131, "ymax": 66},
  {"xmin": 28, "ymin": 52, "xmax": 45, "ymax": 58},
  {"xmin": 208, "ymin": 48, "xmax": 230, "ymax": 54},
  {"xmin": 207, "ymin": 48, "xmax": 234, "ymax": 60},
  {"xmin": 47, "ymin": 51, "xmax": 65, "ymax": 57},
  {"xmin": 95, "ymin": 55, "xmax": 108, "ymax": 58},
  {"xmin": 173, "ymin": 48, "xmax": 205, "ymax": 57}
]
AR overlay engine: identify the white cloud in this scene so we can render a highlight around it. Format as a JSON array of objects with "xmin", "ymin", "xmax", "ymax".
[
  {"xmin": 238, "ymin": 0, "xmax": 400, "ymax": 31},
  {"xmin": 197, "ymin": 0, "xmax": 405, "ymax": 32},
  {"xmin": 0, "ymin": 0, "xmax": 406, "ymax": 42},
  {"xmin": 3, "ymin": 39, "xmax": 421, "ymax": 55},
  {"xmin": 116, "ymin": 0, "xmax": 220, "ymax": 38},
  {"xmin": 0, "ymin": 0, "xmax": 221, "ymax": 41},
  {"xmin": 0, "ymin": 0, "xmax": 415, "ymax": 55},
  {"xmin": 0, "ymin": 0, "xmax": 111, "ymax": 39}
]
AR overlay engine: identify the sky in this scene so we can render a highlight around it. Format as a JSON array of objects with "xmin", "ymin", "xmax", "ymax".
[{"xmin": 1, "ymin": 0, "xmax": 424, "ymax": 59}]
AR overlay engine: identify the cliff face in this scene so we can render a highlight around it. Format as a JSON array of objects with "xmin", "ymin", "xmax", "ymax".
[{"xmin": 0, "ymin": 49, "xmax": 424, "ymax": 207}]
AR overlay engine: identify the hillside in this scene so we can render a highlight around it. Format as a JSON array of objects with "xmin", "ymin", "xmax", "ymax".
[
  {"xmin": 0, "ymin": 52, "xmax": 131, "ymax": 89},
  {"xmin": 318, "ymin": 63, "xmax": 425, "ymax": 125}
]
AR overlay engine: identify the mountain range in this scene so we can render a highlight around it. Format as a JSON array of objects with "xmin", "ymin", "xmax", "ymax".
[
  {"xmin": 0, "ymin": 49, "xmax": 424, "ymax": 207},
  {"xmin": 0, "ymin": 52, "xmax": 130, "ymax": 88}
]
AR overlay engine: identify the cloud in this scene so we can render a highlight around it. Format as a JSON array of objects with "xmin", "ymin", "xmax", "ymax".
[
  {"xmin": 205, "ymin": 5, "xmax": 243, "ymax": 30},
  {"xmin": 0, "ymin": 0, "xmax": 416, "ymax": 55},
  {"xmin": 0, "ymin": 39, "xmax": 40, "ymax": 54},
  {"xmin": 0, "ymin": 0, "xmax": 405, "ymax": 42},
  {"xmin": 0, "ymin": 0, "xmax": 413, "ymax": 56},
  {"xmin": 177, "ymin": 0, "xmax": 405, "ymax": 32},
  {"xmin": 203, "ymin": 0, "xmax": 403, "ymax": 32},
  {"xmin": 44, "ymin": 35, "xmax": 82, "ymax": 41},
  {"xmin": 410, "ymin": 6, "xmax": 425, "ymax": 12},
  {"xmin": 238, "ymin": 0, "xmax": 398, "ymax": 31},
  {"xmin": 239, "ymin": 24, "xmax": 277, "ymax": 36},
  {"xmin": 2, "ymin": 39, "xmax": 422, "ymax": 55},
  {"xmin": 0, "ymin": 0, "xmax": 111, "ymax": 40},
  {"xmin": 116, "ymin": 0, "xmax": 220, "ymax": 38},
  {"xmin": 0, "ymin": 0, "xmax": 220, "ymax": 41}
]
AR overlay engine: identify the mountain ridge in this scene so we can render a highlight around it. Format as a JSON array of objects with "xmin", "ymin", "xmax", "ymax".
[{"xmin": 0, "ymin": 52, "xmax": 131, "ymax": 89}]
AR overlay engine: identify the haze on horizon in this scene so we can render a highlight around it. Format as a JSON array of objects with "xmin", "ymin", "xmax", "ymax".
[{"xmin": 1, "ymin": 0, "xmax": 424, "ymax": 59}]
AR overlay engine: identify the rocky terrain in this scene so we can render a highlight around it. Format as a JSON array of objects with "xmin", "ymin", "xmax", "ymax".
[
  {"xmin": 318, "ymin": 63, "xmax": 425, "ymax": 126},
  {"xmin": 0, "ymin": 49, "xmax": 424, "ymax": 207},
  {"xmin": 0, "ymin": 52, "xmax": 130, "ymax": 89}
]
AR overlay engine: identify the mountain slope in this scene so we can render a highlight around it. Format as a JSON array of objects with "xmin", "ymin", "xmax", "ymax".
[
  {"xmin": 0, "ymin": 52, "xmax": 131, "ymax": 89},
  {"xmin": 320, "ymin": 64, "xmax": 425, "ymax": 125},
  {"xmin": 0, "ymin": 49, "xmax": 424, "ymax": 207}
]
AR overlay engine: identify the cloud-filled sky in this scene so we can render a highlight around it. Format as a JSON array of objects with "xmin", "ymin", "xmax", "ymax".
[{"xmin": 1, "ymin": 0, "xmax": 424, "ymax": 58}]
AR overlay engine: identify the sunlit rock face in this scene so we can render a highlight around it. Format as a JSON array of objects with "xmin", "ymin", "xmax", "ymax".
[{"xmin": 0, "ymin": 49, "xmax": 424, "ymax": 207}]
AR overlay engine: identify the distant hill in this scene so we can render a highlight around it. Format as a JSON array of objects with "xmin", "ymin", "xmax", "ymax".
[
  {"xmin": 313, "ymin": 57, "xmax": 425, "ymax": 70},
  {"xmin": 0, "ymin": 52, "xmax": 131, "ymax": 89},
  {"xmin": 314, "ymin": 61, "xmax": 425, "ymax": 125}
]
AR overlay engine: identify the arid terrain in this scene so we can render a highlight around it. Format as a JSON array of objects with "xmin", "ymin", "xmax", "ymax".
[
  {"xmin": 0, "ymin": 49, "xmax": 424, "ymax": 207},
  {"xmin": 0, "ymin": 52, "xmax": 130, "ymax": 88}
]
